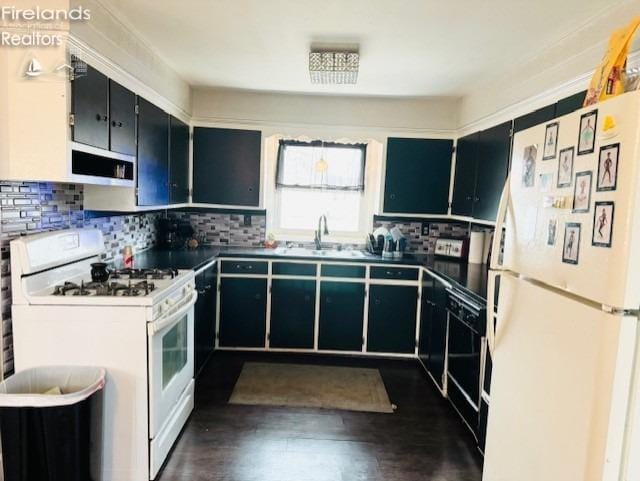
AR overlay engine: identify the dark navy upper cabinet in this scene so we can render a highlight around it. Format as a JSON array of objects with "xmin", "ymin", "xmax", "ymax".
[
  {"xmin": 367, "ymin": 285, "xmax": 418, "ymax": 354},
  {"xmin": 318, "ymin": 281, "xmax": 365, "ymax": 352},
  {"xmin": 219, "ymin": 277, "xmax": 267, "ymax": 348},
  {"xmin": 555, "ymin": 90, "xmax": 587, "ymax": 117},
  {"xmin": 108, "ymin": 80, "xmax": 136, "ymax": 156},
  {"xmin": 383, "ymin": 137, "xmax": 453, "ymax": 215},
  {"xmin": 451, "ymin": 122, "xmax": 511, "ymax": 221},
  {"xmin": 451, "ymin": 133, "xmax": 478, "ymax": 217},
  {"xmin": 193, "ymin": 127, "xmax": 261, "ymax": 206},
  {"xmin": 270, "ymin": 279, "xmax": 316, "ymax": 349},
  {"xmin": 474, "ymin": 121, "xmax": 511, "ymax": 221},
  {"xmin": 513, "ymin": 103, "xmax": 556, "ymax": 133},
  {"xmin": 137, "ymin": 97, "xmax": 169, "ymax": 206},
  {"xmin": 169, "ymin": 116, "xmax": 190, "ymax": 204},
  {"xmin": 71, "ymin": 62, "xmax": 109, "ymax": 150}
]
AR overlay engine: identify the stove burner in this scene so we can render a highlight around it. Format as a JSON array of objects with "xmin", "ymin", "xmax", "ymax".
[
  {"xmin": 52, "ymin": 279, "xmax": 156, "ymax": 297},
  {"xmin": 110, "ymin": 268, "xmax": 178, "ymax": 281}
]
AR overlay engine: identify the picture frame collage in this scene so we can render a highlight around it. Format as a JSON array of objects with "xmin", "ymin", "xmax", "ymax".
[{"xmin": 535, "ymin": 108, "xmax": 618, "ymax": 265}]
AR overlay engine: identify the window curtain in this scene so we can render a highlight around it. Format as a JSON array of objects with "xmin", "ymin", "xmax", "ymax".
[{"xmin": 275, "ymin": 139, "xmax": 367, "ymax": 191}]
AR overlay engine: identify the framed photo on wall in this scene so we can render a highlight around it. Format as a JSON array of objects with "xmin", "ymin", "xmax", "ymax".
[
  {"xmin": 577, "ymin": 110, "xmax": 597, "ymax": 155},
  {"xmin": 596, "ymin": 143, "xmax": 619, "ymax": 192},
  {"xmin": 562, "ymin": 223, "xmax": 581, "ymax": 264},
  {"xmin": 572, "ymin": 171, "xmax": 592, "ymax": 213},
  {"xmin": 543, "ymin": 122, "xmax": 559, "ymax": 160},
  {"xmin": 557, "ymin": 146, "xmax": 574, "ymax": 187},
  {"xmin": 592, "ymin": 201, "xmax": 614, "ymax": 247}
]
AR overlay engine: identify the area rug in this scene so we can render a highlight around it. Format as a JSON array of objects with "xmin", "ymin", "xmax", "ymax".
[{"xmin": 228, "ymin": 362, "xmax": 395, "ymax": 413}]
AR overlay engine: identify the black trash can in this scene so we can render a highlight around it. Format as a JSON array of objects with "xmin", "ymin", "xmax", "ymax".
[{"xmin": 0, "ymin": 366, "xmax": 106, "ymax": 481}]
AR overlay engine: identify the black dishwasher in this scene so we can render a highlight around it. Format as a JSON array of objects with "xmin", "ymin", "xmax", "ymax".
[{"xmin": 446, "ymin": 288, "xmax": 485, "ymax": 438}]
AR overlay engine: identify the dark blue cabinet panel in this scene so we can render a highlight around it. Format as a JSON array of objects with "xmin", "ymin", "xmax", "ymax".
[
  {"xmin": 71, "ymin": 62, "xmax": 109, "ymax": 150},
  {"xmin": 270, "ymin": 279, "xmax": 316, "ymax": 349},
  {"xmin": 474, "ymin": 121, "xmax": 511, "ymax": 221},
  {"xmin": 219, "ymin": 278, "xmax": 267, "ymax": 348},
  {"xmin": 513, "ymin": 103, "xmax": 556, "ymax": 133},
  {"xmin": 195, "ymin": 263, "xmax": 217, "ymax": 376},
  {"xmin": 367, "ymin": 285, "xmax": 418, "ymax": 353},
  {"xmin": 137, "ymin": 97, "xmax": 169, "ymax": 206},
  {"xmin": 451, "ymin": 133, "xmax": 478, "ymax": 217},
  {"xmin": 169, "ymin": 116, "xmax": 190, "ymax": 204},
  {"xmin": 384, "ymin": 137, "xmax": 453, "ymax": 214},
  {"xmin": 318, "ymin": 281, "xmax": 365, "ymax": 351},
  {"xmin": 193, "ymin": 127, "xmax": 261, "ymax": 206},
  {"xmin": 555, "ymin": 91, "xmax": 587, "ymax": 117},
  {"xmin": 109, "ymin": 80, "xmax": 136, "ymax": 156},
  {"xmin": 418, "ymin": 274, "xmax": 448, "ymax": 389}
]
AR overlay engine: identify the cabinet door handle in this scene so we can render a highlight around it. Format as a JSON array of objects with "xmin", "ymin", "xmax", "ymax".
[
  {"xmin": 111, "ymin": 120, "xmax": 117, "ymax": 127},
  {"xmin": 466, "ymin": 196, "xmax": 472, "ymax": 201},
  {"xmin": 254, "ymin": 293, "xmax": 261, "ymax": 300},
  {"xmin": 375, "ymin": 299, "xmax": 381, "ymax": 306},
  {"xmin": 326, "ymin": 296, "xmax": 332, "ymax": 304},
  {"xmin": 390, "ymin": 193, "xmax": 396, "ymax": 200},
  {"xmin": 475, "ymin": 197, "xmax": 480, "ymax": 202},
  {"xmin": 118, "ymin": 121, "xmax": 123, "ymax": 127}
]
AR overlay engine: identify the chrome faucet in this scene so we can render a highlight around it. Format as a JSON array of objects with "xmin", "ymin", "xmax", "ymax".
[{"xmin": 314, "ymin": 215, "xmax": 329, "ymax": 250}]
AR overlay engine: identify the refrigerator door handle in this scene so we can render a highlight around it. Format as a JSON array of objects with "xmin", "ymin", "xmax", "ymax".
[
  {"xmin": 486, "ymin": 270, "xmax": 498, "ymax": 356},
  {"xmin": 490, "ymin": 174, "xmax": 511, "ymax": 270}
]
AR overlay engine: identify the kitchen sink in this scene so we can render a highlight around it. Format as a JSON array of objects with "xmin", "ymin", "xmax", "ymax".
[{"xmin": 274, "ymin": 247, "xmax": 370, "ymax": 259}]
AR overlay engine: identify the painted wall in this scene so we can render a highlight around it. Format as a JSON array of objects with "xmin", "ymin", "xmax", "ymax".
[
  {"xmin": 192, "ymin": 87, "xmax": 459, "ymax": 138},
  {"xmin": 458, "ymin": 2, "xmax": 640, "ymax": 133}
]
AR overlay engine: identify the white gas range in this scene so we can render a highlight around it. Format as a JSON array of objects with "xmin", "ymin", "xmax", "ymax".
[{"xmin": 10, "ymin": 228, "xmax": 197, "ymax": 481}]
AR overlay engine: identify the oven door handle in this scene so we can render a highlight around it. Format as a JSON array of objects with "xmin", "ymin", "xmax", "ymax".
[{"xmin": 148, "ymin": 290, "xmax": 198, "ymax": 335}]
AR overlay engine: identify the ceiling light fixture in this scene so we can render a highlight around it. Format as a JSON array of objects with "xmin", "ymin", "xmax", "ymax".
[{"xmin": 309, "ymin": 50, "xmax": 359, "ymax": 84}]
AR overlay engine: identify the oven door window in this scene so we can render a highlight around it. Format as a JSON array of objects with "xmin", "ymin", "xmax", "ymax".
[{"xmin": 162, "ymin": 314, "xmax": 188, "ymax": 389}]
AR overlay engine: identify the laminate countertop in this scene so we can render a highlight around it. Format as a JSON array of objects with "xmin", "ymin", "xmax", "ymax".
[{"xmin": 132, "ymin": 246, "xmax": 488, "ymax": 304}]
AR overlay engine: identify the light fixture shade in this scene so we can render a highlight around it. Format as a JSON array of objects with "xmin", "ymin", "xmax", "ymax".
[{"xmin": 309, "ymin": 51, "xmax": 359, "ymax": 84}]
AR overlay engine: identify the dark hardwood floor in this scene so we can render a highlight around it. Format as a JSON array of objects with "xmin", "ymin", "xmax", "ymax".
[{"xmin": 157, "ymin": 352, "xmax": 483, "ymax": 481}]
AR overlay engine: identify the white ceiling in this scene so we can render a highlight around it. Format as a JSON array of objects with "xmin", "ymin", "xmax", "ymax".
[{"xmin": 101, "ymin": 0, "xmax": 622, "ymax": 97}]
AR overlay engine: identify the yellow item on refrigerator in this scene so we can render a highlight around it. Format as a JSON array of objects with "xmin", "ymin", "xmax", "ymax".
[{"xmin": 584, "ymin": 16, "xmax": 640, "ymax": 106}]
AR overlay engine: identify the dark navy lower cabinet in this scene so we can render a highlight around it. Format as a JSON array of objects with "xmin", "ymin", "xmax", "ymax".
[
  {"xmin": 367, "ymin": 285, "xmax": 418, "ymax": 354},
  {"xmin": 269, "ymin": 279, "xmax": 316, "ymax": 349},
  {"xmin": 219, "ymin": 277, "xmax": 267, "ymax": 348},
  {"xmin": 318, "ymin": 281, "xmax": 365, "ymax": 351},
  {"xmin": 418, "ymin": 274, "xmax": 448, "ymax": 389},
  {"xmin": 194, "ymin": 263, "xmax": 217, "ymax": 376}
]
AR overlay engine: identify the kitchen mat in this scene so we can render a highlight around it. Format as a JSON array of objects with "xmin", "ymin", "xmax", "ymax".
[{"xmin": 228, "ymin": 362, "xmax": 395, "ymax": 413}]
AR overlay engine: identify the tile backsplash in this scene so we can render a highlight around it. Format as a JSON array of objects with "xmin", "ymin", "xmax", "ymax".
[
  {"xmin": 0, "ymin": 181, "xmax": 160, "ymax": 378},
  {"xmin": 168, "ymin": 210, "xmax": 266, "ymax": 247},
  {"xmin": 372, "ymin": 217, "xmax": 470, "ymax": 254}
]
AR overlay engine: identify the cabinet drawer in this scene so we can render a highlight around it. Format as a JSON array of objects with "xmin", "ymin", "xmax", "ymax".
[
  {"xmin": 272, "ymin": 262, "xmax": 316, "ymax": 277},
  {"xmin": 370, "ymin": 266, "xmax": 418, "ymax": 281},
  {"xmin": 320, "ymin": 264, "xmax": 366, "ymax": 279},
  {"xmin": 221, "ymin": 260, "xmax": 268, "ymax": 275}
]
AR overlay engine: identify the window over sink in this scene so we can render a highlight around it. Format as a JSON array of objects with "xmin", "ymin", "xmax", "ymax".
[{"xmin": 267, "ymin": 138, "xmax": 380, "ymax": 242}]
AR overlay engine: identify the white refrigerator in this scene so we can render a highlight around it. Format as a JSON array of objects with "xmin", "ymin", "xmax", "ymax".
[{"xmin": 484, "ymin": 90, "xmax": 640, "ymax": 481}]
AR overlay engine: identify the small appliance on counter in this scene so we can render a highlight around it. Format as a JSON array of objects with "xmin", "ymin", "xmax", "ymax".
[
  {"xmin": 367, "ymin": 226, "xmax": 407, "ymax": 259},
  {"xmin": 434, "ymin": 237, "xmax": 469, "ymax": 260},
  {"xmin": 157, "ymin": 218, "xmax": 195, "ymax": 250}
]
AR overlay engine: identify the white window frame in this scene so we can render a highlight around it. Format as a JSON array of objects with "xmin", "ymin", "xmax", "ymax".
[{"xmin": 266, "ymin": 136, "xmax": 382, "ymax": 244}]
